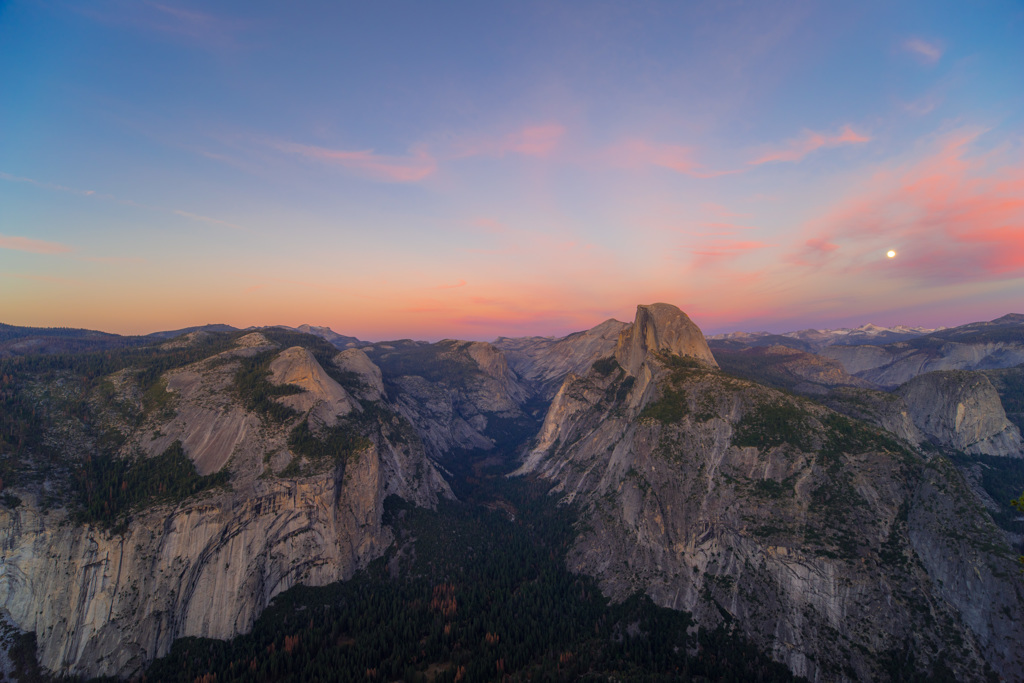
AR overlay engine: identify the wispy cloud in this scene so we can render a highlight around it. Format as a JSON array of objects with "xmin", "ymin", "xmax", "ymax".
[
  {"xmin": 0, "ymin": 171, "xmax": 95, "ymax": 196},
  {"xmin": 690, "ymin": 239, "xmax": 767, "ymax": 267},
  {"xmin": 453, "ymin": 124, "xmax": 565, "ymax": 159},
  {"xmin": 604, "ymin": 139, "xmax": 737, "ymax": 178},
  {"xmin": 3, "ymin": 171, "xmax": 245, "ymax": 230},
  {"xmin": 749, "ymin": 125, "xmax": 870, "ymax": 165},
  {"xmin": 76, "ymin": 1, "xmax": 242, "ymax": 49},
  {"xmin": 903, "ymin": 38, "xmax": 943, "ymax": 64},
  {"xmin": 173, "ymin": 210, "xmax": 244, "ymax": 230},
  {"xmin": 0, "ymin": 234, "xmax": 74, "ymax": 255},
  {"xmin": 272, "ymin": 141, "xmax": 437, "ymax": 182}
]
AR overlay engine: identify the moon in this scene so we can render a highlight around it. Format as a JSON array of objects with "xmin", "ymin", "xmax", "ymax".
[{"xmin": 886, "ymin": 250, "xmax": 897, "ymax": 258}]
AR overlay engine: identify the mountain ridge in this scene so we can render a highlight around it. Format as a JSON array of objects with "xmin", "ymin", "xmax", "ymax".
[{"xmin": 0, "ymin": 306, "xmax": 1022, "ymax": 681}]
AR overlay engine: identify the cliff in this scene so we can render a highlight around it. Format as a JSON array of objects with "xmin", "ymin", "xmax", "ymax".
[
  {"xmin": 0, "ymin": 332, "xmax": 449, "ymax": 678},
  {"xmin": 515, "ymin": 305, "xmax": 1024, "ymax": 681},
  {"xmin": 495, "ymin": 318, "xmax": 629, "ymax": 397},
  {"xmin": 364, "ymin": 339, "xmax": 534, "ymax": 460},
  {"xmin": 897, "ymin": 371, "xmax": 1023, "ymax": 457}
]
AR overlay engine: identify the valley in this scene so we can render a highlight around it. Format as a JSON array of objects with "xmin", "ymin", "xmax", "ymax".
[{"xmin": 0, "ymin": 306, "xmax": 1022, "ymax": 682}]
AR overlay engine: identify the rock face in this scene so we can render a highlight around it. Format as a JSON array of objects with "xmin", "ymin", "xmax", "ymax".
[
  {"xmin": 823, "ymin": 341, "xmax": 1024, "ymax": 387},
  {"xmin": 495, "ymin": 318, "xmax": 629, "ymax": 397},
  {"xmin": 293, "ymin": 324, "xmax": 362, "ymax": 350},
  {"xmin": 822, "ymin": 387, "xmax": 926, "ymax": 447},
  {"xmin": 517, "ymin": 307, "xmax": 1024, "ymax": 682},
  {"xmin": 139, "ymin": 337, "xmax": 276, "ymax": 476},
  {"xmin": 709, "ymin": 324, "xmax": 939, "ymax": 352},
  {"xmin": 819, "ymin": 315, "xmax": 1024, "ymax": 388},
  {"xmin": 712, "ymin": 345, "xmax": 876, "ymax": 396},
  {"xmin": 0, "ymin": 333, "xmax": 450, "ymax": 679},
  {"xmin": 268, "ymin": 346, "xmax": 359, "ymax": 426},
  {"xmin": 365, "ymin": 340, "xmax": 533, "ymax": 460},
  {"xmin": 333, "ymin": 348, "xmax": 386, "ymax": 402},
  {"xmin": 3, "ymin": 309, "xmax": 1023, "ymax": 682},
  {"xmin": 897, "ymin": 371, "xmax": 1023, "ymax": 456},
  {"xmin": 614, "ymin": 303, "xmax": 717, "ymax": 376},
  {"xmin": 0, "ymin": 467, "xmax": 409, "ymax": 678}
]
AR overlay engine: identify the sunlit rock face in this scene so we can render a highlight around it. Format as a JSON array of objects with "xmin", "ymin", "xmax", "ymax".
[
  {"xmin": 0, "ymin": 335, "xmax": 450, "ymax": 679},
  {"xmin": 614, "ymin": 303, "xmax": 718, "ymax": 377},
  {"xmin": 269, "ymin": 346, "xmax": 360, "ymax": 426},
  {"xmin": 333, "ymin": 348, "xmax": 385, "ymax": 402},
  {"xmin": 897, "ymin": 370, "xmax": 1023, "ymax": 457},
  {"xmin": 1, "ymin": 468, "xmax": 405, "ymax": 678},
  {"xmin": 518, "ymin": 306, "xmax": 1024, "ymax": 682},
  {"xmin": 2, "ymin": 309, "xmax": 1022, "ymax": 682}
]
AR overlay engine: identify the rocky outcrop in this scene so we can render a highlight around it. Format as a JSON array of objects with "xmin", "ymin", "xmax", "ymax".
[
  {"xmin": 818, "ymin": 316, "xmax": 1024, "ymax": 388},
  {"xmin": 495, "ymin": 319, "xmax": 629, "ymax": 397},
  {"xmin": 269, "ymin": 346, "xmax": 359, "ymax": 426},
  {"xmin": 293, "ymin": 324, "xmax": 362, "ymax": 350},
  {"xmin": 334, "ymin": 348, "xmax": 386, "ymax": 402},
  {"xmin": 907, "ymin": 457, "xmax": 1024, "ymax": 675},
  {"xmin": 823, "ymin": 387, "xmax": 926, "ymax": 447},
  {"xmin": 823, "ymin": 341, "xmax": 1024, "ymax": 387},
  {"xmin": 0, "ymin": 439, "xmax": 441, "ymax": 678},
  {"xmin": 366, "ymin": 340, "xmax": 533, "ymax": 460},
  {"xmin": 0, "ymin": 335, "xmax": 450, "ymax": 679},
  {"xmin": 141, "ymin": 336, "xmax": 276, "ymax": 476},
  {"xmin": 517, "ymin": 308, "xmax": 1024, "ymax": 681},
  {"xmin": 614, "ymin": 303, "xmax": 717, "ymax": 376},
  {"xmin": 710, "ymin": 324, "xmax": 939, "ymax": 352},
  {"xmin": 4, "ymin": 310, "xmax": 1023, "ymax": 681},
  {"xmin": 712, "ymin": 345, "xmax": 876, "ymax": 396},
  {"xmin": 897, "ymin": 371, "xmax": 1023, "ymax": 456}
]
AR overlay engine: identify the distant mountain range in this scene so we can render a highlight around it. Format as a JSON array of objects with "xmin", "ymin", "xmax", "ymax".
[
  {"xmin": 1, "ymin": 306, "xmax": 1022, "ymax": 681},
  {"xmin": 0, "ymin": 322, "xmax": 364, "ymax": 358},
  {"xmin": 709, "ymin": 322, "xmax": 943, "ymax": 351},
  {"xmin": 6, "ymin": 314, "xmax": 1020, "ymax": 358}
]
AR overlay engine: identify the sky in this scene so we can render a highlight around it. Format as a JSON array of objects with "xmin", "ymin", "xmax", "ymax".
[{"xmin": 2, "ymin": 0, "xmax": 1023, "ymax": 340}]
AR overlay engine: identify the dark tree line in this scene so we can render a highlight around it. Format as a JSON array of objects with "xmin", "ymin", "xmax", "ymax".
[
  {"xmin": 135, "ymin": 472, "xmax": 805, "ymax": 683},
  {"xmin": 73, "ymin": 441, "xmax": 230, "ymax": 528}
]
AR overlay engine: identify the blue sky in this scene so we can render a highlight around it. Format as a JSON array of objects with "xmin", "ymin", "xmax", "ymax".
[{"xmin": 2, "ymin": 0, "xmax": 1023, "ymax": 338}]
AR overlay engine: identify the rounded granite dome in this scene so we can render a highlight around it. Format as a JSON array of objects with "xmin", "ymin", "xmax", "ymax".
[{"xmin": 614, "ymin": 303, "xmax": 717, "ymax": 376}]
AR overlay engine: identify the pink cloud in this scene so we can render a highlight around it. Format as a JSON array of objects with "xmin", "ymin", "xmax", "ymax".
[
  {"xmin": 904, "ymin": 38, "xmax": 943, "ymax": 64},
  {"xmin": 273, "ymin": 141, "xmax": 436, "ymax": 182},
  {"xmin": 606, "ymin": 139, "xmax": 736, "ymax": 178},
  {"xmin": 792, "ymin": 130, "xmax": 1024, "ymax": 282},
  {"xmin": 749, "ymin": 125, "xmax": 871, "ymax": 165},
  {"xmin": 0, "ymin": 234, "xmax": 73, "ymax": 255},
  {"xmin": 690, "ymin": 239, "xmax": 767, "ymax": 267},
  {"xmin": 790, "ymin": 237, "xmax": 840, "ymax": 267},
  {"xmin": 699, "ymin": 222, "xmax": 758, "ymax": 233},
  {"xmin": 454, "ymin": 124, "xmax": 565, "ymax": 159}
]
